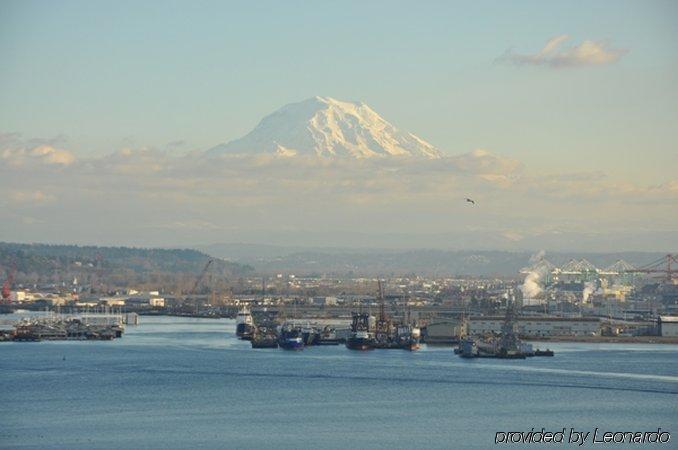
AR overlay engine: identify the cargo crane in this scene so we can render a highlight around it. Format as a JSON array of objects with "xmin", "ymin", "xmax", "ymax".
[
  {"xmin": 375, "ymin": 280, "xmax": 388, "ymax": 340},
  {"xmin": 1, "ymin": 263, "xmax": 16, "ymax": 303},
  {"xmin": 623, "ymin": 254, "xmax": 676, "ymax": 283},
  {"xmin": 93, "ymin": 252, "xmax": 105, "ymax": 294},
  {"xmin": 187, "ymin": 259, "xmax": 214, "ymax": 314}
]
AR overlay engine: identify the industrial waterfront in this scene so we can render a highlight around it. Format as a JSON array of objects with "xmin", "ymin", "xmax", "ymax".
[
  {"xmin": 1, "ymin": 315, "xmax": 676, "ymax": 449},
  {"xmin": 3, "ymin": 253, "xmax": 678, "ymax": 346}
]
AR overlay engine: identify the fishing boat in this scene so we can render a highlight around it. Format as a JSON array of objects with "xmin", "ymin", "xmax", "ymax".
[{"xmin": 345, "ymin": 312, "xmax": 374, "ymax": 351}]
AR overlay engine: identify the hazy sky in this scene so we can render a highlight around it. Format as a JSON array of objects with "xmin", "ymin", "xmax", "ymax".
[{"xmin": 1, "ymin": 1, "xmax": 677, "ymax": 251}]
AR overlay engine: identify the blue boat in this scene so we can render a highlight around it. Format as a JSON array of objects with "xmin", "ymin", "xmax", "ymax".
[{"xmin": 278, "ymin": 324, "xmax": 304, "ymax": 350}]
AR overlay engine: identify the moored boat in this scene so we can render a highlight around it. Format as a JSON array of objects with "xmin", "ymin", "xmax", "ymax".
[
  {"xmin": 300, "ymin": 325, "xmax": 320, "ymax": 346},
  {"xmin": 235, "ymin": 306, "xmax": 255, "ymax": 340},
  {"xmin": 346, "ymin": 313, "xmax": 374, "ymax": 351},
  {"xmin": 456, "ymin": 299, "xmax": 553, "ymax": 359},
  {"xmin": 278, "ymin": 324, "xmax": 304, "ymax": 350},
  {"xmin": 316, "ymin": 326, "xmax": 341, "ymax": 345},
  {"xmin": 251, "ymin": 326, "xmax": 279, "ymax": 349}
]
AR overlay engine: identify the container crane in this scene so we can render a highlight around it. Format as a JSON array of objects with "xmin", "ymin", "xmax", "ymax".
[
  {"xmin": 187, "ymin": 259, "xmax": 214, "ymax": 313},
  {"xmin": 623, "ymin": 254, "xmax": 676, "ymax": 283},
  {"xmin": 1, "ymin": 264, "xmax": 16, "ymax": 303}
]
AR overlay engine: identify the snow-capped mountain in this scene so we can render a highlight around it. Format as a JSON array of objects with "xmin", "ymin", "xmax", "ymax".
[{"xmin": 206, "ymin": 96, "xmax": 442, "ymax": 159}]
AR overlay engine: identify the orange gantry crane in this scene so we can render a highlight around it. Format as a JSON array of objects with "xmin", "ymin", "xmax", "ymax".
[
  {"xmin": 1, "ymin": 264, "xmax": 16, "ymax": 303},
  {"xmin": 623, "ymin": 254, "xmax": 676, "ymax": 283}
]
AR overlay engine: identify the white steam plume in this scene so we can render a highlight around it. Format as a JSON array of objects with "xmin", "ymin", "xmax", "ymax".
[
  {"xmin": 582, "ymin": 281, "xmax": 596, "ymax": 303},
  {"xmin": 521, "ymin": 250, "xmax": 548, "ymax": 301}
]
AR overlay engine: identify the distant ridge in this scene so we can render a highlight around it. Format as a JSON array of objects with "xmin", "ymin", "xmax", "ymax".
[
  {"xmin": 0, "ymin": 242, "xmax": 253, "ymax": 289},
  {"xmin": 206, "ymin": 96, "xmax": 442, "ymax": 159},
  {"xmin": 199, "ymin": 243, "xmax": 666, "ymax": 277}
]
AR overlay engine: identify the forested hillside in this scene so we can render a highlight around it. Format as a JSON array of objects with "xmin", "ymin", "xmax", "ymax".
[{"xmin": 0, "ymin": 242, "xmax": 253, "ymax": 292}]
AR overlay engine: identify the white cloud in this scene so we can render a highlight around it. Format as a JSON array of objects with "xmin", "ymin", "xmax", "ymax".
[
  {"xmin": 150, "ymin": 220, "xmax": 223, "ymax": 231},
  {"xmin": 449, "ymin": 149, "xmax": 522, "ymax": 184},
  {"xmin": 501, "ymin": 35, "xmax": 627, "ymax": 68},
  {"xmin": 2, "ymin": 144, "xmax": 75, "ymax": 167},
  {"xmin": 8, "ymin": 190, "xmax": 56, "ymax": 205},
  {"xmin": 0, "ymin": 135, "xmax": 675, "ymax": 248}
]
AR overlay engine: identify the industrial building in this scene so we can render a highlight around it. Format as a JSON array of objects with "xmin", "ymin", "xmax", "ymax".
[
  {"xmin": 658, "ymin": 316, "xmax": 678, "ymax": 337},
  {"xmin": 424, "ymin": 319, "xmax": 467, "ymax": 344},
  {"xmin": 469, "ymin": 316, "xmax": 600, "ymax": 337}
]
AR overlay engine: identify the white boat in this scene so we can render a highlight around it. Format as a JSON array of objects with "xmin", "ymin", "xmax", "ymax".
[{"xmin": 236, "ymin": 306, "xmax": 255, "ymax": 339}]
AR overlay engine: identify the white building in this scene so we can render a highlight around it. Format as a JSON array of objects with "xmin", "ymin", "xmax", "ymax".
[
  {"xmin": 425, "ymin": 319, "xmax": 468, "ymax": 344},
  {"xmin": 149, "ymin": 297, "xmax": 165, "ymax": 307},
  {"xmin": 659, "ymin": 316, "xmax": 678, "ymax": 337},
  {"xmin": 11, "ymin": 291, "xmax": 27, "ymax": 302},
  {"xmin": 100, "ymin": 297, "xmax": 126, "ymax": 307},
  {"xmin": 311, "ymin": 296, "xmax": 337, "ymax": 306},
  {"xmin": 125, "ymin": 294, "xmax": 165, "ymax": 308},
  {"xmin": 469, "ymin": 316, "xmax": 600, "ymax": 337}
]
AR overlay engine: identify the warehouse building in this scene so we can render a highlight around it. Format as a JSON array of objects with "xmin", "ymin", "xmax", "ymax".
[
  {"xmin": 469, "ymin": 316, "xmax": 600, "ymax": 337},
  {"xmin": 424, "ymin": 319, "xmax": 468, "ymax": 344},
  {"xmin": 658, "ymin": 316, "xmax": 678, "ymax": 337}
]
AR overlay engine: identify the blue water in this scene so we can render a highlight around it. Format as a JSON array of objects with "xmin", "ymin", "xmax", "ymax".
[{"xmin": 1, "ymin": 316, "xmax": 676, "ymax": 449}]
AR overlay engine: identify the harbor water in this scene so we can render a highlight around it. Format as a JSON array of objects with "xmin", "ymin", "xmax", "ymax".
[{"xmin": 1, "ymin": 316, "xmax": 676, "ymax": 449}]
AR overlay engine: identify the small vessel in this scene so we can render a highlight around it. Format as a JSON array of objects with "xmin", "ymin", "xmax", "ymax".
[
  {"xmin": 457, "ymin": 299, "xmax": 549, "ymax": 359},
  {"xmin": 370, "ymin": 282, "xmax": 420, "ymax": 351},
  {"xmin": 235, "ymin": 306, "xmax": 255, "ymax": 340},
  {"xmin": 300, "ymin": 324, "xmax": 320, "ymax": 346},
  {"xmin": 346, "ymin": 313, "xmax": 374, "ymax": 351},
  {"xmin": 458, "ymin": 337, "xmax": 478, "ymax": 358},
  {"xmin": 396, "ymin": 325, "xmax": 421, "ymax": 351},
  {"xmin": 278, "ymin": 324, "xmax": 304, "ymax": 350},
  {"xmin": 316, "ymin": 326, "xmax": 341, "ymax": 345},
  {"xmin": 251, "ymin": 326, "xmax": 278, "ymax": 349}
]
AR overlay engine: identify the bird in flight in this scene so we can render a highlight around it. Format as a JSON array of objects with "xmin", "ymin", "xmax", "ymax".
[{"xmin": 465, "ymin": 198, "xmax": 475, "ymax": 205}]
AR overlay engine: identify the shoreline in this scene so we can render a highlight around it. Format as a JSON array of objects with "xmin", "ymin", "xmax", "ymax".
[{"xmin": 525, "ymin": 336, "xmax": 678, "ymax": 345}]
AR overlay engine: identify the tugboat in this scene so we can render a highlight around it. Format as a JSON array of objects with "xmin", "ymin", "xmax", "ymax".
[
  {"xmin": 235, "ymin": 306, "xmax": 255, "ymax": 340},
  {"xmin": 251, "ymin": 326, "xmax": 279, "ymax": 349},
  {"xmin": 396, "ymin": 325, "xmax": 421, "ymax": 351},
  {"xmin": 457, "ymin": 298, "xmax": 550, "ymax": 359},
  {"xmin": 457, "ymin": 337, "xmax": 478, "ymax": 358},
  {"xmin": 278, "ymin": 323, "xmax": 304, "ymax": 350},
  {"xmin": 345, "ymin": 312, "xmax": 374, "ymax": 351}
]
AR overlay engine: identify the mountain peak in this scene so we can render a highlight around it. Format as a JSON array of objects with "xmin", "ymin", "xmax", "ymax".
[{"xmin": 206, "ymin": 97, "xmax": 443, "ymax": 159}]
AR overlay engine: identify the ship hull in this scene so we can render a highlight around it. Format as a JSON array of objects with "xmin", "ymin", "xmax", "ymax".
[
  {"xmin": 316, "ymin": 339, "xmax": 341, "ymax": 346},
  {"xmin": 345, "ymin": 338, "xmax": 373, "ymax": 351},
  {"xmin": 251, "ymin": 339, "xmax": 278, "ymax": 349},
  {"xmin": 236, "ymin": 323, "xmax": 254, "ymax": 340},
  {"xmin": 279, "ymin": 339, "xmax": 304, "ymax": 350},
  {"xmin": 404, "ymin": 341, "xmax": 420, "ymax": 351}
]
